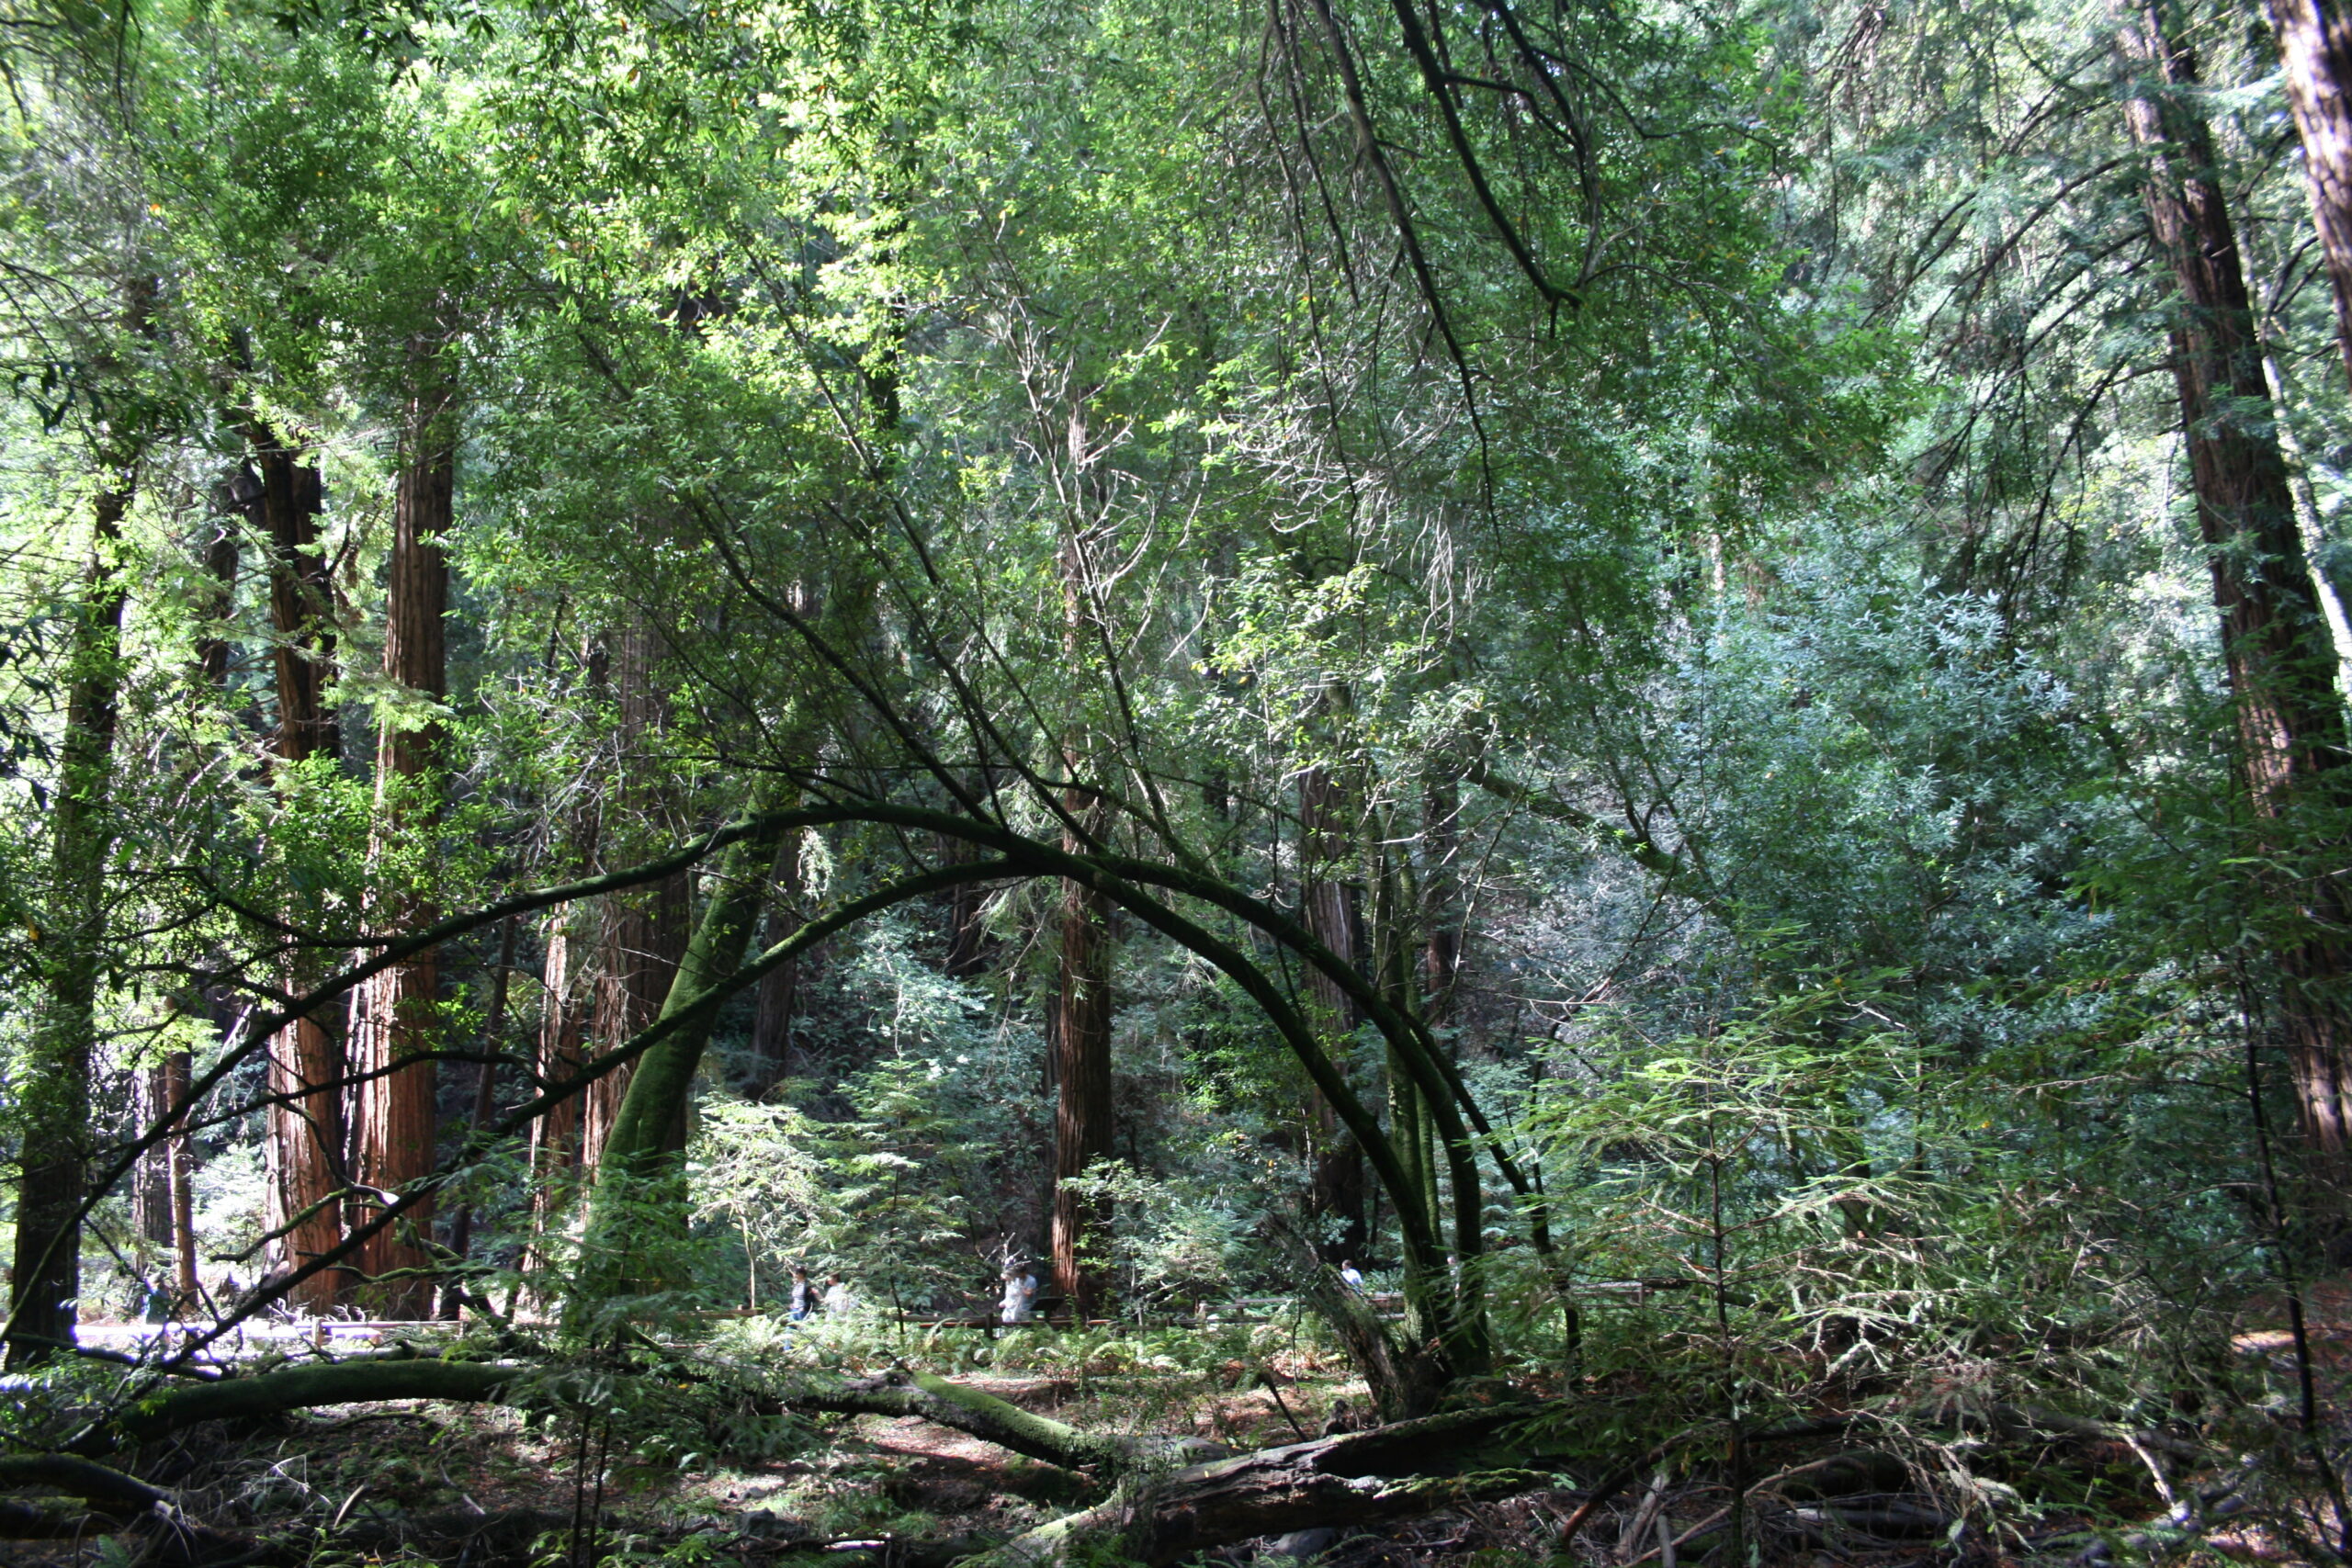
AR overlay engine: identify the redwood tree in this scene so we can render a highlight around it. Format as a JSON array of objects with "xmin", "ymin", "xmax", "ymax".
[
  {"xmin": 2267, "ymin": 0, "xmax": 2352, "ymax": 383},
  {"xmin": 2124, "ymin": 3, "xmax": 2352, "ymax": 1155},
  {"xmin": 349, "ymin": 374, "xmax": 456, "ymax": 1317},
  {"xmin": 246, "ymin": 429, "xmax": 348, "ymax": 1314}
]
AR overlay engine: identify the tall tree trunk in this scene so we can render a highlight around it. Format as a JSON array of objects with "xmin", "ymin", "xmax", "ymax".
[
  {"xmin": 943, "ymin": 821, "xmax": 999, "ymax": 980},
  {"xmin": 745, "ymin": 836, "xmax": 806, "ymax": 1096},
  {"xmin": 134, "ymin": 1065, "xmax": 175, "ymax": 1247},
  {"xmin": 577, "ymin": 794, "xmax": 794, "ymax": 1306},
  {"xmin": 1051, "ymin": 787, "xmax": 1116, "ymax": 1316},
  {"xmin": 6, "ymin": 481, "xmax": 131, "ymax": 1367},
  {"xmin": 157, "ymin": 513, "xmax": 239, "ymax": 1312},
  {"xmin": 248, "ymin": 426, "xmax": 348, "ymax": 1314},
  {"xmin": 162, "ymin": 1046, "xmax": 198, "ymax": 1308},
  {"xmin": 2124, "ymin": 6, "xmax": 2352, "ymax": 1155},
  {"xmin": 1048, "ymin": 514, "xmax": 1115, "ymax": 1315},
  {"xmin": 532, "ymin": 912, "xmax": 591, "ymax": 1185},
  {"xmin": 2267, "ymin": 0, "xmax": 2352, "ymax": 386},
  {"xmin": 348, "ymin": 378, "xmax": 455, "ymax": 1318},
  {"xmin": 1300, "ymin": 765, "xmax": 1369, "ymax": 1263},
  {"xmin": 441, "ymin": 917, "xmax": 516, "ymax": 1316},
  {"xmin": 583, "ymin": 620, "xmax": 690, "ymax": 1172}
]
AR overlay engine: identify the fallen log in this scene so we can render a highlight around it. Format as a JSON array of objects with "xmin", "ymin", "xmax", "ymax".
[
  {"xmin": 0, "ymin": 1452, "xmax": 254, "ymax": 1562},
  {"xmin": 82, "ymin": 1352, "xmax": 1205, "ymax": 1481},
  {"xmin": 0, "ymin": 1498, "xmax": 133, "ymax": 1540},
  {"xmin": 967, "ymin": 1406, "xmax": 1549, "ymax": 1566},
  {"xmin": 108, "ymin": 1358, "xmax": 530, "ymax": 1448},
  {"xmin": 0, "ymin": 1453, "xmax": 175, "ymax": 1512},
  {"xmin": 794, "ymin": 1369, "xmax": 1227, "ymax": 1475}
]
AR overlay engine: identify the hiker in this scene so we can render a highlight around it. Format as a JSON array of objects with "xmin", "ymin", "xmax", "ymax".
[
  {"xmin": 822, "ymin": 1273, "xmax": 854, "ymax": 1315},
  {"xmin": 1339, "ymin": 1259, "xmax": 1366, "ymax": 1294},
  {"xmin": 1000, "ymin": 1263, "xmax": 1038, "ymax": 1323},
  {"xmin": 787, "ymin": 1265, "xmax": 815, "ymax": 1321}
]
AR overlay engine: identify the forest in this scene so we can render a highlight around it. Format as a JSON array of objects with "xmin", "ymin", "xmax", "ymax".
[{"xmin": 6, "ymin": 0, "xmax": 2352, "ymax": 1558}]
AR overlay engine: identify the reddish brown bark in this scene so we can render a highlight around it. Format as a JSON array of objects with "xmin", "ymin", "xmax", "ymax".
[
  {"xmin": 2267, "ymin": 0, "xmax": 2352, "ymax": 385},
  {"xmin": 2125, "ymin": 9, "xmax": 2352, "ymax": 1153},
  {"xmin": 246, "ymin": 424, "xmax": 349, "ymax": 1314},
  {"xmin": 350, "ymin": 378, "xmax": 455, "ymax": 1317}
]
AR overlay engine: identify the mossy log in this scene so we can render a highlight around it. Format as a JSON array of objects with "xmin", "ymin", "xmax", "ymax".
[{"xmin": 111, "ymin": 1357, "xmax": 529, "ymax": 1445}]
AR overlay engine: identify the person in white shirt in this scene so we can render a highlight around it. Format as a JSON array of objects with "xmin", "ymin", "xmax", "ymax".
[
  {"xmin": 1001, "ymin": 1265, "xmax": 1032, "ymax": 1324},
  {"xmin": 822, "ymin": 1274, "xmax": 854, "ymax": 1315},
  {"xmin": 1339, "ymin": 1259, "xmax": 1366, "ymax": 1294}
]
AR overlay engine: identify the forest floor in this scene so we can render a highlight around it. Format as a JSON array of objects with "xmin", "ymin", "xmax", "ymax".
[
  {"xmin": 0, "ymin": 1369, "xmax": 2036, "ymax": 1568},
  {"xmin": 6, "ymin": 1300, "xmax": 2342, "ymax": 1568}
]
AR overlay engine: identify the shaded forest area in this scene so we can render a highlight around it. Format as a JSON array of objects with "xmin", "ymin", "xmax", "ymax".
[{"xmin": 7, "ymin": 0, "xmax": 2352, "ymax": 1559}]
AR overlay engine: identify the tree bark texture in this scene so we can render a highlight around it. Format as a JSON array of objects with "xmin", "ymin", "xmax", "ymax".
[
  {"xmin": 2123, "ymin": 7, "xmax": 2352, "ymax": 1155},
  {"xmin": 1052, "ymin": 788, "xmax": 1116, "ymax": 1315},
  {"xmin": 1300, "ymin": 766, "xmax": 1368, "ymax": 1263},
  {"xmin": 247, "ymin": 425, "xmax": 348, "ymax": 1314},
  {"xmin": 6, "ymin": 484, "xmax": 130, "ymax": 1367},
  {"xmin": 2267, "ymin": 0, "xmax": 2352, "ymax": 386},
  {"xmin": 349, "ymin": 378, "xmax": 455, "ymax": 1317}
]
